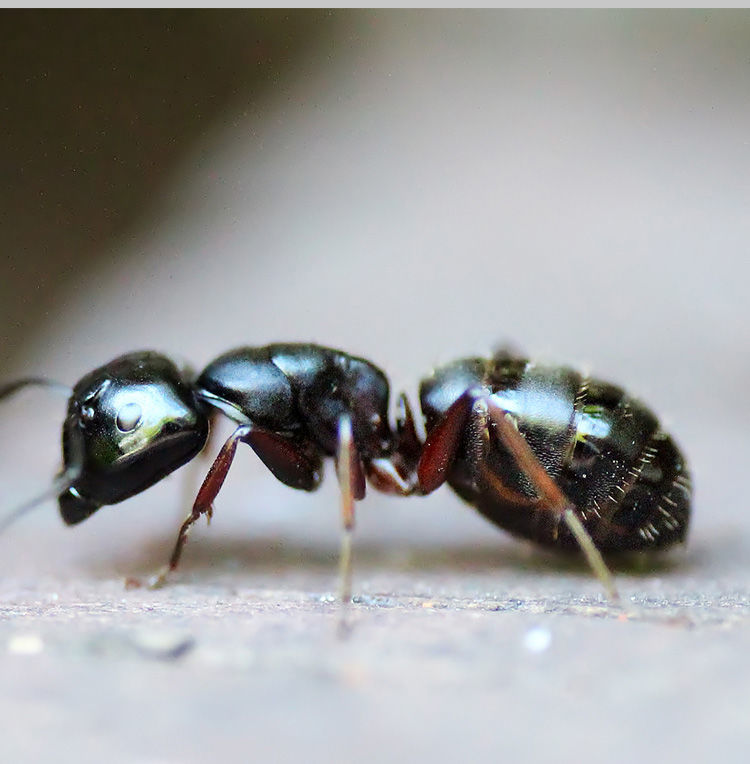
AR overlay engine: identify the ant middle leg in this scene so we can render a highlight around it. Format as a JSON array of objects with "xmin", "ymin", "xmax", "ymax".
[
  {"xmin": 335, "ymin": 415, "xmax": 366, "ymax": 606},
  {"xmin": 335, "ymin": 399, "xmax": 422, "ymax": 607}
]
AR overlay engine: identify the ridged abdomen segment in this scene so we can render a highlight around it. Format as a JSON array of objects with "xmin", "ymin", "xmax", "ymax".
[{"xmin": 556, "ymin": 380, "xmax": 691, "ymax": 551}]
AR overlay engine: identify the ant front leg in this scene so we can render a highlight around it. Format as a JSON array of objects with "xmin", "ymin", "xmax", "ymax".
[
  {"xmin": 334, "ymin": 396, "xmax": 424, "ymax": 606},
  {"xmin": 179, "ymin": 409, "xmax": 220, "ymax": 527},
  {"xmin": 149, "ymin": 424, "xmax": 252, "ymax": 588},
  {"xmin": 150, "ymin": 423, "xmax": 322, "ymax": 589}
]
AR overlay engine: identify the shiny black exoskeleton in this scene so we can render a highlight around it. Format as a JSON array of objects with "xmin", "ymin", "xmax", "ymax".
[
  {"xmin": 417, "ymin": 352, "xmax": 691, "ymax": 553},
  {"xmin": 55, "ymin": 345, "xmax": 417, "ymax": 524},
  {"xmin": 59, "ymin": 353, "xmax": 210, "ymax": 525},
  {"xmin": 198, "ymin": 344, "xmax": 398, "ymax": 478},
  {"xmin": 0, "ymin": 344, "xmax": 691, "ymax": 600},
  {"xmin": 20, "ymin": 344, "xmax": 418, "ymax": 594}
]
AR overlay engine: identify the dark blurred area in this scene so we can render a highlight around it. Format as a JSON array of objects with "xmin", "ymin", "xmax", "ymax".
[{"xmin": 0, "ymin": 9, "xmax": 335, "ymax": 367}]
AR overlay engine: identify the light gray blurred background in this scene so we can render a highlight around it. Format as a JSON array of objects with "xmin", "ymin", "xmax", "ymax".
[{"xmin": 1, "ymin": 10, "xmax": 749, "ymax": 764}]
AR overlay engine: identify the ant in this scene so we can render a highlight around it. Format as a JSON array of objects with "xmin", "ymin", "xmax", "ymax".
[{"xmin": 0, "ymin": 344, "xmax": 691, "ymax": 604}]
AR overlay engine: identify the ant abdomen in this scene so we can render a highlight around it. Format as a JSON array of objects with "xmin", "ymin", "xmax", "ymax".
[{"xmin": 417, "ymin": 354, "xmax": 691, "ymax": 555}]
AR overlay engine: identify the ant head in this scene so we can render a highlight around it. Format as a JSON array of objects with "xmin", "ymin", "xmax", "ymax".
[{"xmin": 59, "ymin": 352, "xmax": 210, "ymax": 525}]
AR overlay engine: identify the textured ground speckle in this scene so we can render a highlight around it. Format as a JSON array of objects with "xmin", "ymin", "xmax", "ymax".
[{"xmin": 1, "ymin": 507, "xmax": 749, "ymax": 764}]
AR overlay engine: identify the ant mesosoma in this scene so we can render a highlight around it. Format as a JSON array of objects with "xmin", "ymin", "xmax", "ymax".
[{"xmin": 0, "ymin": 344, "xmax": 691, "ymax": 604}]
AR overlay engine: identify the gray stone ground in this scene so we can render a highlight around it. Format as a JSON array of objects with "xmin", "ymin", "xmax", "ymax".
[{"xmin": 2, "ymin": 10, "xmax": 750, "ymax": 764}]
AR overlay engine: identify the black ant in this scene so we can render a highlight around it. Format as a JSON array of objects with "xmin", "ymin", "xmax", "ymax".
[{"xmin": 0, "ymin": 344, "xmax": 691, "ymax": 604}]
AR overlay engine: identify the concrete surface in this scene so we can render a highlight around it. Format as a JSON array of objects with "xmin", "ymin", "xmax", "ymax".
[{"xmin": 1, "ymin": 10, "xmax": 749, "ymax": 764}]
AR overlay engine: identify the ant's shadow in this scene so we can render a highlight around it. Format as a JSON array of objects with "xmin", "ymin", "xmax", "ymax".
[{"xmin": 96, "ymin": 532, "xmax": 699, "ymax": 583}]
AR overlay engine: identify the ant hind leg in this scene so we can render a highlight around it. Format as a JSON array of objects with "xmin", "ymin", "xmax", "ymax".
[{"xmin": 482, "ymin": 398, "xmax": 620, "ymax": 604}]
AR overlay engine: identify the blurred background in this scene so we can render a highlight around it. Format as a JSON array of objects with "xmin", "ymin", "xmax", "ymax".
[
  {"xmin": 1, "ymin": 8, "xmax": 747, "ymax": 564},
  {"xmin": 1, "ymin": 11, "xmax": 749, "ymax": 763}
]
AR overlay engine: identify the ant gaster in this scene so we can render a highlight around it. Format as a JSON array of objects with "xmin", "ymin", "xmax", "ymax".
[{"xmin": 0, "ymin": 344, "xmax": 691, "ymax": 603}]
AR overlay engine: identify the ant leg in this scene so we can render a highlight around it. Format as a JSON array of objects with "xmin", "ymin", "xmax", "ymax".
[
  {"xmin": 335, "ymin": 415, "xmax": 366, "ymax": 605},
  {"xmin": 416, "ymin": 390, "xmax": 618, "ymax": 601},
  {"xmin": 367, "ymin": 393, "xmax": 421, "ymax": 495},
  {"xmin": 179, "ymin": 409, "xmax": 220, "ymax": 525},
  {"xmin": 395, "ymin": 392, "xmax": 422, "ymax": 467},
  {"xmin": 149, "ymin": 424, "xmax": 253, "ymax": 588},
  {"xmin": 481, "ymin": 398, "xmax": 620, "ymax": 603},
  {"xmin": 417, "ymin": 389, "xmax": 480, "ymax": 494},
  {"xmin": 150, "ymin": 424, "xmax": 323, "ymax": 589},
  {"xmin": 243, "ymin": 429, "xmax": 322, "ymax": 491}
]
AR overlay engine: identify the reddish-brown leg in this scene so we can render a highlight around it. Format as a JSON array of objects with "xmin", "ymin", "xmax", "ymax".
[
  {"xmin": 417, "ymin": 389, "xmax": 480, "ymax": 494},
  {"xmin": 481, "ymin": 398, "xmax": 619, "ymax": 603},
  {"xmin": 367, "ymin": 391, "xmax": 423, "ymax": 495},
  {"xmin": 395, "ymin": 392, "xmax": 422, "ymax": 466},
  {"xmin": 179, "ymin": 409, "xmax": 220, "ymax": 526},
  {"xmin": 149, "ymin": 424, "xmax": 323, "ymax": 589},
  {"xmin": 149, "ymin": 424, "xmax": 253, "ymax": 588},
  {"xmin": 416, "ymin": 390, "xmax": 619, "ymax": 602},
  {"xmin": 366, "ymin": 458, "xmax": 416, "ymax": 495},
  {"xmin": 245, "ymin": 429, "xmax": 322, "ymax": 491}
]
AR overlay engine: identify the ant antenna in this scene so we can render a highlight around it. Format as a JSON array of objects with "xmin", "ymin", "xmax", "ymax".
[
  {"xmin": 0, "ymin": 377, "xmax": 72, "ymax": 402},
  {"xmin": 0, "ymin": 375, "xmax": 75, "ymax": 533},
  {"xmin": 0, "ymin": 468, "xmax": 80, "ymax": 534}
]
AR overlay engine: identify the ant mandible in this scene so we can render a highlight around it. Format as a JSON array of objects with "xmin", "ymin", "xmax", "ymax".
[{"xmin": 0, "ymin": 344, "xmax": 691, "ymax": 604}]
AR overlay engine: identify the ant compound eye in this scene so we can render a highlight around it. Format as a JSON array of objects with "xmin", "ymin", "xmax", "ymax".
[{"xmin": 116, "ymin": 402, "xmax": 143, "ymax": 432}]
